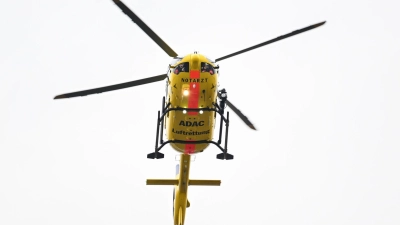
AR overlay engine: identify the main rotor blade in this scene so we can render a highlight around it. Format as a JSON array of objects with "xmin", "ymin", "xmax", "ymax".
[
  {"xmin": 226, "ymin": 100, "xmax": 256, "ymax": 130},
  {"xmin": 215, "ymin": 21, "xmax": 326, "ymax": 62},
  {"xmin": 112, "ymin": 0, "xmax": 178, "ymax": 57},
  {"xmin": 54, "ymin": 74, "xmax": 167, "ymax": 99}
]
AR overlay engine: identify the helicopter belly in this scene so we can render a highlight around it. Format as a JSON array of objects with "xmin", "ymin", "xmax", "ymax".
[{"xmin": 167, "ymin": 111, "xmax": 214, "ymax": 153}]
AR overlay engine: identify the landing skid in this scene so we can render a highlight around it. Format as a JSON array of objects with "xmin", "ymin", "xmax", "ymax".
[
  {"xmin": 216, "ymin": 153, "xmax": 234, "ymax": 160},
  {"xmin": 147, "ymin": 89, "xmax": 234, "ymax": 160},
  {"xmin": 147, "ymin": 152, "xmax": 164, "ymax": 159}
]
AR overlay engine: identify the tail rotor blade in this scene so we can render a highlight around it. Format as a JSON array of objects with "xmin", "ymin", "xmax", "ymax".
[
  {"xmin": 112, "ymin": 0, "xmax": 178, "ymax": 57},
  {"xmin": 215, "ymin": 21, "xmax": 326, "ymax": 62},
  {"xmin": 54, "ymin": 74, "xmax": 167, "ymax": 99}
]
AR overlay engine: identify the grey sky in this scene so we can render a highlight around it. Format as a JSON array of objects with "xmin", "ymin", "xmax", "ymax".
[{"xmin": 1, "ymin": 0, "xmax": 399, "ymax": 224}]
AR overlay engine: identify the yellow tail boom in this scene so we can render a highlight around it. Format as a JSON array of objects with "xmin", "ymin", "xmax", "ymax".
[{"xmin": 146, "ymin": 154, "xmax": 221, "ymax": 225}]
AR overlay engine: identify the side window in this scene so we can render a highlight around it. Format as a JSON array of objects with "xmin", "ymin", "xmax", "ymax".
[
  {"xmin": 174, "ymin": 62, "xmax": 189, "ymax": 74},
  {"xmin": 201, "ymin": 62, "xmax": 215, "ymax": 75}
]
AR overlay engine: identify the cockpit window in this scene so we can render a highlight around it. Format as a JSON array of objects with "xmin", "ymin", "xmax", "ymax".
[
  {"xmin": 174, "ymin": 62, "xmax": 189, "ymax": 74},
  {"xmin": 201, "ymin": 62, "xmax": 215, "ymax": 75}
]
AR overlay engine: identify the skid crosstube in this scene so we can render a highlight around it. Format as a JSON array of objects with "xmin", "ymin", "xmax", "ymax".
[{"xmin": 147, "ymin": 89, "xmax": 233, "ymax": 160}]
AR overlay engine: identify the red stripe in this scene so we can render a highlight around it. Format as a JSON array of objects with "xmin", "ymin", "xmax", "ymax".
[
  {"xmin": 188, "ymin": 70, "xmax": 200, "ymax": 116},
  {"xmin": 184, "ymin": 142, "xmax": 195, "ymax": 154},
  {"xmin": 185, "ymin": 70, "xmax": 200, "ymax": 153}
]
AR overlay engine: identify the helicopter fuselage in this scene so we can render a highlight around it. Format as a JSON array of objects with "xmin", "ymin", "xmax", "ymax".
[{"xmin": 165, "ymin": 53, "xmax": 219, "ymax": 154}]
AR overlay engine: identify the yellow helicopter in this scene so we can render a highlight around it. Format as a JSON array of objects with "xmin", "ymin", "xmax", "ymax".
[{"xmin": 54, "ymin": 1, "xmax": 325, "ymax": 224}]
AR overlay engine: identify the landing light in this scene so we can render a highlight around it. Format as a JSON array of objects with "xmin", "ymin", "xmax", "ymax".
[
  {"xmin": 199, "ymin": 110, "xmax": 203, "ymax": 114},
  {"xmin": 183, "ymin": 90, "xmax": 189, "ymax": 96},
  {"xmin": 183, "ymin": 110, "xmax": 187, "ymax": 114}
]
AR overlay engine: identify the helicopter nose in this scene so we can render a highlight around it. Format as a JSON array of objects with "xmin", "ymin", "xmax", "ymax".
[{"xmin": 190, "ymin": 54, "xmax": 200, "ymax": 70}]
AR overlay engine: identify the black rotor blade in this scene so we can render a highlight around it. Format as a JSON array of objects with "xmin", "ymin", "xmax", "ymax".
[
  {"xmin": 54, "ymin": 74, "xmax": 167, "ymax": 99},
  {"xmin": 112, "ymin": 0, "xmax": 178, "ymax": 57},
  {"xmin": 226, "ymin": 100, "xmax": 256, "ymax": 130},
  {"xmin": 215, "ymin": 21, "xmax": 326, "ymax": 62}
]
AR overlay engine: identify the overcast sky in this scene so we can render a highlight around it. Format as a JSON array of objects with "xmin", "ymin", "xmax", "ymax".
[{"xmin": 1, "ymin": 0, "xmax": 399, "ymax": 224}]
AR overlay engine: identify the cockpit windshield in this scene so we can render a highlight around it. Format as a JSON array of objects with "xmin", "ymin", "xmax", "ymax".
[
  {"xmin": 174, "ymin": 62, "xmax": 189, "ymax": 74},
  {"xmin": 201, "ymin": 62, "xmax": 215, "ymax": 75}
]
